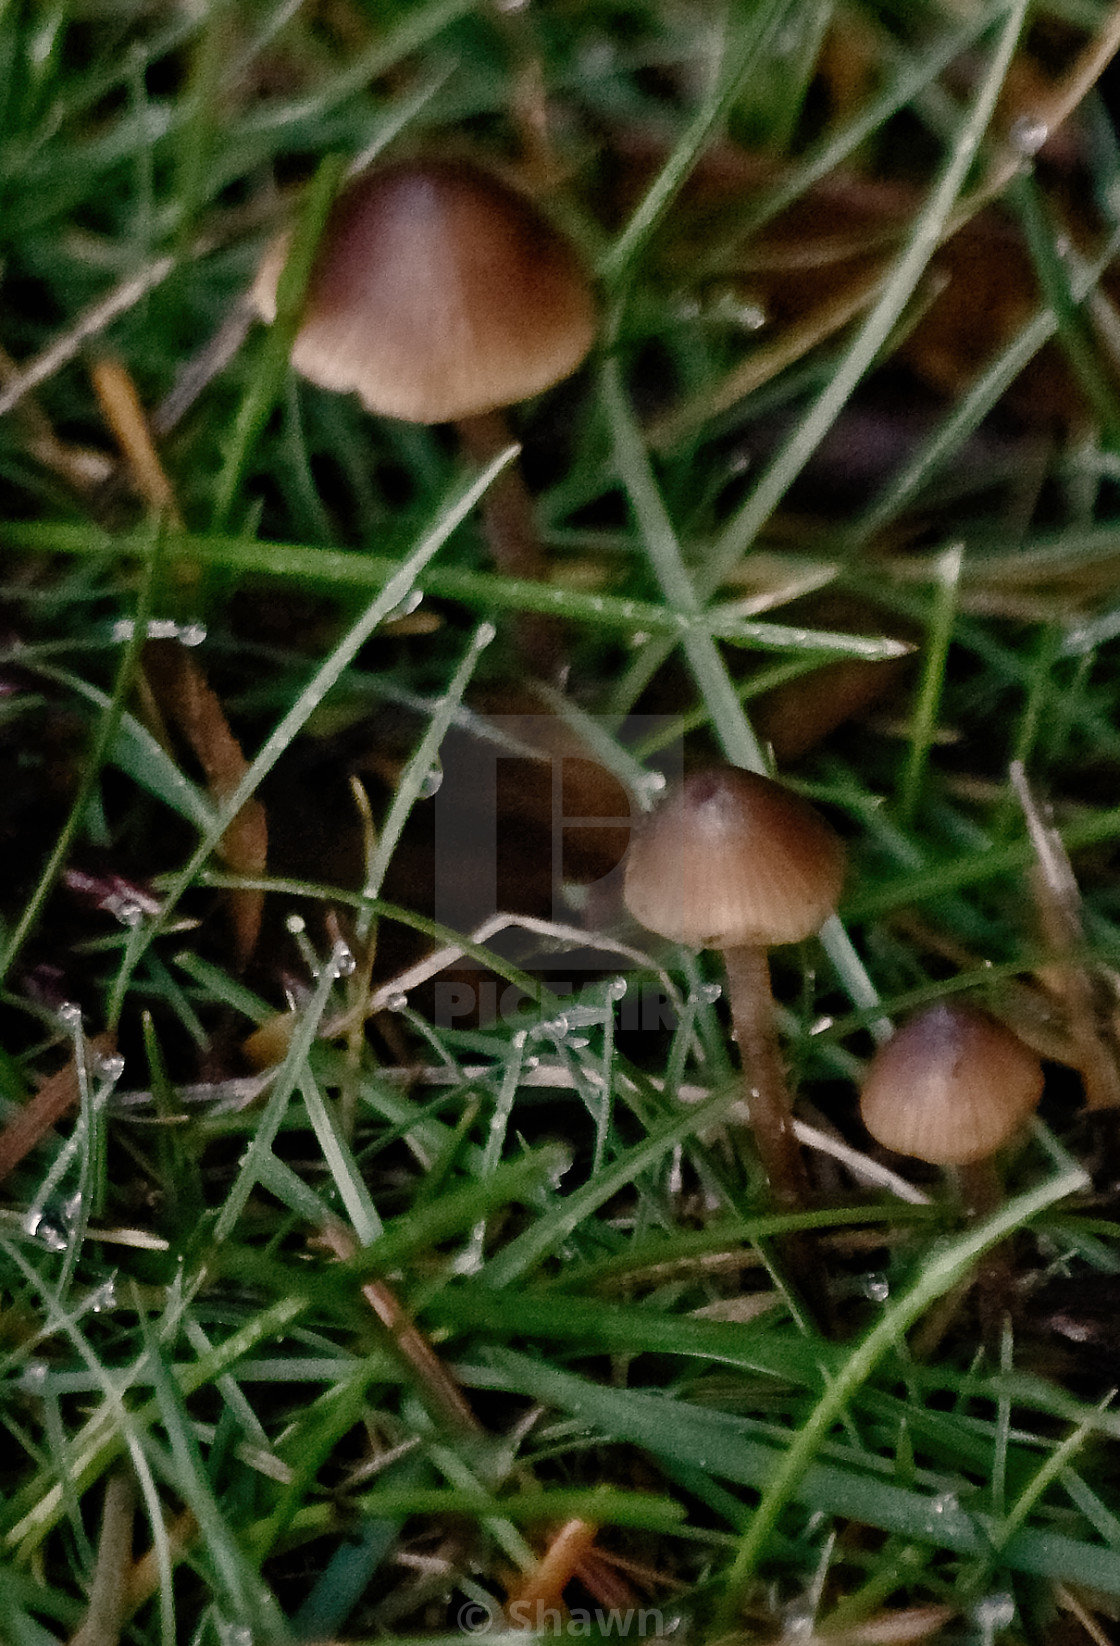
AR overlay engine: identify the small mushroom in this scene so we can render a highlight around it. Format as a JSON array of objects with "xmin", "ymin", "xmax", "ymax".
[
  {"xmin": 860, "ymin": 1000, "xmax": 1045, "ymax": 1346},
  {"xmin": 252, "ymin": 157, "xmax": 594, "ymax": 424},
  {"xmin": 623, "ymin": 766, "xmax": 846, "ymax": 1211},
  {"xmin": 252, "ymin": 156, "xmax": 597, "ymax": 671},
  {"xmin": 859, "ymin": 1000, "xmax": 1044, "ymax": 1214}
]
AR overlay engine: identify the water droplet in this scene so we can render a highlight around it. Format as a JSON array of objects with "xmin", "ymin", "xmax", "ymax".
[
  {"xmin": 607, "ymin": 978, "xmax": 628, "ymax": 1002},
  {"xmin": 178, "ymin": 621, "xmax": 207, "ymax": 648},
  {"xmin": 58, "ymin": 1002, "xmax": 83, "ymax": 1028},
  {"xmin": 333, "ymin": 944, "xmax": 356, "ymax": 978},
  {"xmin": 782, "ymin": 1608, "xmax": 814, "ymax": 1641},
  {"xmin": 476, "ymin": 620, "xmax": 497, "ymax": 647},
  {"xmin": 974, "ymin": 1594, "xmax": 1015, "ymax": 1635},
  {"xmin": 285, "ymin": 914, "xmax": 306, "ymax": 935},
  {"xmin": 548, "ymin": 1144, "xmax": 574, "ymax": 1185},
  {"xmin": 639, "ymin": 770, "xmax": 666, "ymax": 797},
  {"xmin": 697, "ymin": 983, "xmax": 723, "ymax": 1006},
  {"xmin": 20, "ymin": 1360, "xmax": 48, "ymax": 1392},
  {"xmin": 773, "ymin": 21, "xmax": 805, "ymax": 57},
  {"xmin": 29, "ymin": 18, "xmax": 57, "ymax": 64},
  {"xmin": 114, "ymin": 618, "xmax": 189, "ymax": 644},
  {"xmin": 861, "ymin": 1272, "xmax": 890, "ymax": 1303},
  {"xmin": 89, "ymin": 1277, "xmax": 117, "ymax": 1312},
  {"xmin": 95, "ymin": 1052, "xmax": 126, "ymax": 1083},
  {"xmin": 418, "ymin": 763, "xmax": 443, "ymax": 799},
  {"xmin": 629, "ymin": 631, "xmax": 651, "ymax": 647},
  {"xmin": 524, "ymin": 1054, "xmax": 540, "ymax": 1070},
  {"xmin": 106, "ymin": 894, "xmax": 144, "ymax": 928},
  {"xmin": 385, "ymin": 992, "xmax": 408, "ymax": 1013},
  {"xmin": 1009, "ymin": 115, "xmax": 1048, "ymax": 157},
  {"xmin": 928, "ymin": 1491, "xmax": 960, "ymax": 1520},
  {"xmin": 579, "ymin": 39, "xmax": 617, "ymax": 78},
  {"xmin": 706, "ymin": 287, "xmax": 767, "ymax": 331},
  {"xmin": 451, "ymin": 1244, "xmax": 484, "ymax": 1275},
  {"xmin": 215, "ymin": 1623, "xmax": 254, "ymax": 1646},
  {"xmin": 22, "ymin": 1210, "xmax": 67, "ymax": 1251},
  {"xmin": 60, "ymin": 1192, "xmax": 83, "ymax": 1230}
]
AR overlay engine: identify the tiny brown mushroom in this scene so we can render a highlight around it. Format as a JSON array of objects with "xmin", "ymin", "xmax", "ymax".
[
  {"xmin": 860, "ymin": 1000, "xmax": 1045, "ymax": 1345},
  {"xmin": 252, "ymin": 157, "xmax": 595, "ymax": 424},
  {"xmin": 623, "ymin": 766, "xmax": 845, "ymax": 1212},
  {"xmin": 252, "ymin": 156, "xmax": 597, "ymax": 672},
  {"xmin": 860, "ymin": 999, "xmax": 1044, "ymax": 1213}
]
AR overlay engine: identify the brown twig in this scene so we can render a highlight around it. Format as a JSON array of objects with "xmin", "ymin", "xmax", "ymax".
[
  {"xmin": 317, "ymin": 1219, "xmax": 479, "ymax": 1435},
  {"xmin": 1013, "ymin": 760, "xmax": 1120, "ymax": 1109},
  {"xmin": 89, "ymin": 357, "xmax": 184, "ymax": 527},
  {"xmin": 0, "ymin": 1031, "xmax": 115, "ymax": 1188},
  {"xmin": 144, "ymin": 641, "xmax": 268, "ymax": 968},
  {"xmin": 69, "ymin": 1468, "xmax": 136, "ymax": 1646}
]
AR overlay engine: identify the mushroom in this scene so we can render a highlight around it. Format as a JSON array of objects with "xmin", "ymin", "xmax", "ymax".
[
  {"xmin": 859, "ymin": 999, "xmax": 1044, "ymax": 1216},
  {"xmin": 251, "ymin": 156, "xmax": 597, "ymax": 671},
  {"xmin": 623, "ymin": 765, "xmax": 846, "ymax": 1211}
]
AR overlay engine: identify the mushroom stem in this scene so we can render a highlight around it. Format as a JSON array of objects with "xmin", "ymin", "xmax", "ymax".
[
  {"xmin": 953, "ymin": 1156, "xmax": 1013, "ymax": 1344},
  {"xmin": 954, "ymin": 1157, "xmax": 1003, "ymax": 1220},
  {"xmin": 455, "ymin": 410, "xmax": 564, "ymax": 676},
  {"xmin": 722, "ymin": 942, "xmax": 812, "ymax": 1212},
  {"xmin": 456, "ymin": 411, "xmax": 548, "ymax": 581}
]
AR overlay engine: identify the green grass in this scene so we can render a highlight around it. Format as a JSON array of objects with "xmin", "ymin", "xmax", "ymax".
[{"xmin": 4, "ymin": 1, "xmax": 1120, "ymax": 1643}]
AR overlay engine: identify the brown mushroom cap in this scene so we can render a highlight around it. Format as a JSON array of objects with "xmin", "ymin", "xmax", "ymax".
[
  {"xmin": 859, "ymin": 1001, "xmax": 1044, "ymax": 1167},
  {"xmin": 622, "ymin": 767, "xmax": 846, "ymax": 949},
  {"xmin": 251, "ymin": 158, "xmax": 596, "ymax": 424}
]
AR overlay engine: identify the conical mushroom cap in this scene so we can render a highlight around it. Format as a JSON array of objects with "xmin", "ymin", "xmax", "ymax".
[
  {"xmin": 251, "ymin": 158, "xmax": 596, "ymax": 424},
  {"xmin": 623, "ymin": 767, "xmax": 845, "ymax": 949},
  {"xmin": 860, "ymin": 1002, "xmax": 1044, "ymax": 1166}
]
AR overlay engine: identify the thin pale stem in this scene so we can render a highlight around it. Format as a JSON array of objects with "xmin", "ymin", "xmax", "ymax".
[
  {"xmin": 912, "ymin": 1159, "xmax": 1012, "ymax": 1358},
  {"xmin": 955, "ymin": 1156, "xmax": 1002, "ymax": 1220},
  {"xmin": 954, "ymin": 1156, "xmax": 1011, "ymax": 1347},
  {"xmin": 721, "ymin": 943, "xmax": 812, "ymax": 1211},
  {"xmin": 456, "ymin": 409, "xmax": 564, "ymax": 676}
]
